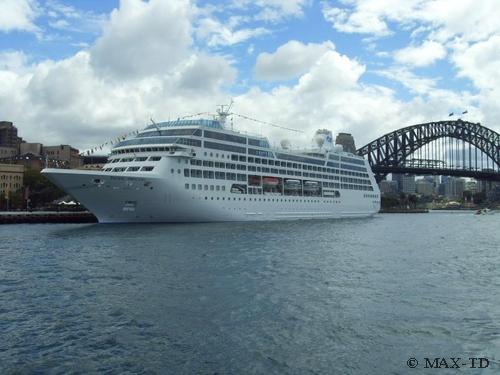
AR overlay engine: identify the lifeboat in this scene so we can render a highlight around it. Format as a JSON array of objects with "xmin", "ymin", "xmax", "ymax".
[
  {"xmin": 284, "ymin": 179, "xmax": 301, "ymax": 190},
  {"xmin": 303, "ymin": 181, "xmax": 320, "ymax": 192},
  {"xmin": 263, "ymin": 177, "xmax": 279, "ymax": 186}
]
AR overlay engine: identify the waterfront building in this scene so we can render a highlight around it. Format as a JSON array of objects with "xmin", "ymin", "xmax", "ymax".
[
  {"xmin": 391, "ymin": 173, "xmax": 418, "ymax": 194},
  {"xmin": 0, "ymin": 121, "xmax": 23, "ymax": 149},
  {"xmin": 20, "ymin": 142, "xmax": 43, "ymax": 156},
  {"xmin": 379, "ymin": 180, "xmax": 398, "ymax": 195},
  {"xmin": 0, "ymin": 146, "xmax": 18, "ymax": 160},
  {"xmin": 416, "ymin": 179, "xmax": 434, "ymax": 196},
  {"xmin": 465, "ymin": 180, "xmax": 477, "ymax": 193},
  {"xmin": 335, "ymin": 133, "xmax": 356, "ymax": 154},
  {"xmin": 0, "ymin": 163, "xmax": 24, "ymax": 198},
  {"xmin": 43, "ymin": 145, "xmax": 82, "ymax": 169},
  {"xmin": 444, "ymin": 177, "xmax": 466, "ymax": 199}
]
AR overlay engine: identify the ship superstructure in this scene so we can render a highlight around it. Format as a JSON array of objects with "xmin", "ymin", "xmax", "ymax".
[{"xmin": 42, "ymin": 109, "xmax": 380, "ymax": 223}]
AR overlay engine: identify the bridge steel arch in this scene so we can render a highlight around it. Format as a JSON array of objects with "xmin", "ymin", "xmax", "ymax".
[{"xmin": 357, "ymin": 120, "xmax": 500, "ymax": 181}]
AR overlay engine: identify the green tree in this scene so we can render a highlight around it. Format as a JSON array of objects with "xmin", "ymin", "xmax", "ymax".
[{"xmin": 24, "ymin": 169, "xmax": 66, "ymax": 208}]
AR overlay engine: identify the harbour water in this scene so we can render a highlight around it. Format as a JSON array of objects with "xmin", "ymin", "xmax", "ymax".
[{"xmin": 1, "ymin": 212, "xmax": 499, "ymax": 374}]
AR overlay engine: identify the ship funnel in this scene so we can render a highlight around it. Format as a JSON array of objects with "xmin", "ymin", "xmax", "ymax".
[
  {"xmin": 313, "ymin": 129, "xmax": 334, "ymax": 151},
  {"xmin": 280, "ymin": 139, "xmax": 291, "ymax": 149}
]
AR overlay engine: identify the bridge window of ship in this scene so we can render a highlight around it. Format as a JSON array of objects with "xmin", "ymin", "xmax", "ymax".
[{"xmin": 141, "ymin": 166, "xmax": 154, "ymax": 171}]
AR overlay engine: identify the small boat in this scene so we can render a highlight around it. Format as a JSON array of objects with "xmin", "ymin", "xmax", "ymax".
[{"xmin": 475, "ymin": 208, "xmax": 494, "ymax": 215}]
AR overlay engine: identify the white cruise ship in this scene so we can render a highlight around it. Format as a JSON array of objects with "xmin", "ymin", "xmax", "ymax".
[{"xmin": 42, "ymin": 108, "xmax": 380, "ymax": 223}]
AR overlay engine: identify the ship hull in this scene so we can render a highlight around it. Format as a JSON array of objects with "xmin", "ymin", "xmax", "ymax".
[{"xmin": 42, "ymin": 169, "xmax": 379, "ymax": 223}]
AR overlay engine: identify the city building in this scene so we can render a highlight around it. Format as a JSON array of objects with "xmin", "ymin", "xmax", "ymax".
[
  {"xmin": 335, "ymin": 133, "xmax": 356, "ymax": 154},
  {"xmin": 20, "ymin": 142, "xmax": 43, "ymax": 156},
  {"xmin": 416, "ymin": 179, "xmax": 434, "ymax": 196},
  {"xmin": 0, "ymin": 163, "xmax": 24, "ymax": 198},
  {"xmin": 391, "ymin": 174, "xmax": 417, "ymax": 194},
  {"xmin": 0, "ymin": 146, "xmax": 17, "ymax": 161},
  {"xmin": 465, "ymin": 180, "xmax": 477, "ymax": 193},
  {"xmin": 379, "ymin": 180, "xmax": 398, "ymax": 195},
  {"xmin": 43, "ymin": 145, "xmax": 82, "ymax": 169},
  {"xmin": 443, "ymin": 177, "xmax": 466, "ymax": 199},
  {"xmin": 0, "ymin": 121, "xmax": 23, "ymax": 149}
]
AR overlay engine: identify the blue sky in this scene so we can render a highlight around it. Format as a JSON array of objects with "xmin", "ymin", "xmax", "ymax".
[{"xmin": 0, "ymin": 0, "xmax": 499, "ymax": 151}]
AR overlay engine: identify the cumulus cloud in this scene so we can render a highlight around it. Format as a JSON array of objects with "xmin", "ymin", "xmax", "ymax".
[
  {"xmin": 255, "ymin": 40, "xmax": 336, "ymax": 81},
  {"xmin": 91, "ymin": 0, "xmax": 193, "ymax": 79},
  {"xmin": 393, "ymin": 40, "xmax": 446, "ymax": 67},
  {"xmin": 0, "ymin": 0, "xmax": 235, "ymax": 150},
  {"xmin": 0, "ymin": 0, "xmax": 39, "ymax": 33}
]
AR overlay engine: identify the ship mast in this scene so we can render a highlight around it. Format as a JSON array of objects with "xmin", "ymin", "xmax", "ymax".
[{"xmin": 216, "ymin": 99, "xmax": 234, "ymax": 129}]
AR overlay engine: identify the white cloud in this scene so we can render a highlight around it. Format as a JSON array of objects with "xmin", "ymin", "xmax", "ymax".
[
  {"xmin": 322, "ymin": 0, "xmax": 500, "ymax": 44},
  {"xmin": 393, "ymin": 40, "xmax": 446, "ymax": 67},
  {"xmin": 0, "ymin": 0, "xmax": 39, "ymax": 33},
  {"xmin": 0, "ymin": 0, "xmax": 235, "ymax": 150},
  {"xmin": 322, "ymin": 3, "xmax": 390, "ymax": 36},
  {"xmin": 196, "ymin": 17, "xmax": 269, "ymax": 47},
  {"xmin": 255, "ymin": 40, "xmax": 336, "ymax": 81},
  {"xmin": 453, "ymin": 35, "xmax": 500, "ymax": 91},
  {"xmin": 90, "ymin": 0, "xmax": 194, "ymax": 79}
]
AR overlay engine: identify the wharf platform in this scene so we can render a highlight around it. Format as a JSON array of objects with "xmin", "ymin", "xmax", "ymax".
[{"xmin": 0, "ymin": 211, "xmax": 97, "ymax": 224}]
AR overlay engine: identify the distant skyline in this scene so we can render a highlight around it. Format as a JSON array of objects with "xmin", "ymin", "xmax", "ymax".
[{"xmin": 1, "ymin": 0, "xmax": 499, "ymax": 152}]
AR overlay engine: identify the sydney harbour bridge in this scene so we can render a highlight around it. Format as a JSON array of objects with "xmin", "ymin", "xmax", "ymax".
[{"xmin": 356, "ymin": 119, "xmax": 500, "ymax": 182}]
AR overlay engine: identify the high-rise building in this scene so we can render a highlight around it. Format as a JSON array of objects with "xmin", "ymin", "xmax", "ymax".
[
  {"xmin": 0, "ymin": 121, "xmax": 22, "ymax": 148},
  {"xmin": 416, "ymin": 179, "xmax": 434, "ymax": 196},
  {"xmin": 335, "ymin": 133, "xmax": 356, "ymax": 154},
  {"xmin": 401, "ymin": 174, "xmax": 416, "ymax": 193},
  {"xmin": 379, "ymin": 180, "xmax": 398, "ymax": 195},
  {"xmin": 444, "ymin": 177, "xmax": 466, "ymax": 199}
]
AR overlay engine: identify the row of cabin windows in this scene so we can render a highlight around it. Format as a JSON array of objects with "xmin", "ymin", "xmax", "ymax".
[
  {"xmin": 184, "ymin": 164, "xmax": 371, "ymax": 185},
  {"xmin": 182, "ymin": 169, "xmax": 374, "ymax": 191},
  {"xmin": 185, "ymin": 184, "xmax": 226, "ymax": 191},
  {"xmin": 103, "ymin": 166, "xmax": 154, "ymax": 172},
  {"xmin": 364, "ymin": 193, "xmax": 379, "ymax": 199},
  {"xmin": 109, "ymin": 156, "xmax": 161, "ymax": 163},
  {"xmin": 185, "ymin": 169, "xmax": 246, "ymax": 181},
  {"xmin": 191, "ymin": 157, "xmax": 369, "ymax": 178}
]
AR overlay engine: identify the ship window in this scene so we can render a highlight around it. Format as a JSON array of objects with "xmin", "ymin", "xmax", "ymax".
[
  {"xmin": 171, "ymin": 168, "xmax": 174, "ymax": 173},
  {"xmin": 127, "ymin": 167, "xmax": 140, "ymax": 172},
  {"xmin": 198, "ymin": 184, "xmax": 202, "ymax": 190},
  {"xmin": 204, "ymin": 185, "xmax": 208, "ymax": 190},
  {"xmin": 149, "ymin": 156, "xmax": 161, "ymax": 161},
  {"xmin": 210, "ymin": 185, "xmax": 214, "ymax": 191},
  {"xmin": 184, "ymin": 169, "xmax": 189, "ymax": 177},
  {"xmin": 216, "ymin": 186, "xmax": 220, "ymax": 191},
  {"xmin": 177, "ymin": 169, "xmax": 181, "ymax": 174},
  {"xmin": 192, "ymin": 184, "xmax": 196, "ymax": 189},
  {"xmin": 141, "ymin": 166, "xmax": 154, "ymax": 171},
  {"xmin": 239, "ymin": 156, "xmax": 246, "ymax": 162},
  {"xmin": 185, "ymin": 183, "xmax": 189, "ymax": 189},
  {"xmin": 222, "ymin": 186, "xmax": 225, "ymax": 191}
]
